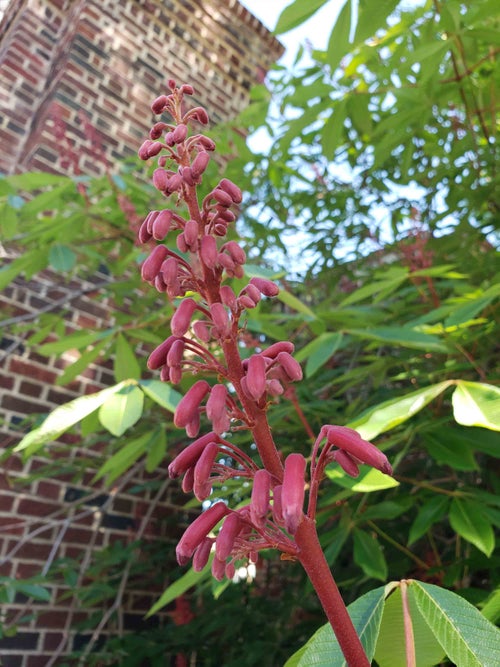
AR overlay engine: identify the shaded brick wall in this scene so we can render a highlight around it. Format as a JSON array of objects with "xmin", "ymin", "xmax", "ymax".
[{"xmin": 0, "ymin": 1, "xmax": 283, "ymax": 663}]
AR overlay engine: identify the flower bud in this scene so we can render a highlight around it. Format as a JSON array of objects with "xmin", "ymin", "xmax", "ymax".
[
  {"xmin": 272, "ymin": 485, "xmax": 284, "ymax": 525},
  {"xmin": 166, "ymin": 338, "xmax": 184, "ymax": 368},
  {"xmin": 161, "ymin": 256, "xmax": 178, "ymax": 286},
  {"xmin": 211, "ymin": 188, "xmax": 233, "ymax": 207},
  {"xmin": 332, "ymin": 449, "xmax": 360, "ymax": 478},
  {"xmin": 220, "ymin": 285, "xmax": 237, "ymax": 310},
  {"xmin": 149, "ymin": 122, "xmax": 168, "ymax": 140},
  {"xmin": 174, "ymin": 379, "xmax": 210, "ymax": 428},
  {"xmin": 168, "ymin": 431, "xmax": 218, "ymax": 479},
  {"xmin": 181, "ymin": 466, "xmax": 194, "ymax": 493},
  {"xmin": 151, "ymin": 95, "xmax": 168, "ymax": 114},
  {"xmin": 219, "ymin": 178, "xmax": 243, "ymax": 204},
  {"xmin": 277, "ymin": 351, "xmax": 303, "ymax": 382},
  {"xmin": 176, "ymin": 232, "xmax": 188, "ymax": 253},
  {"xmin": 206, "ymin": 384, "xmax": 227, "ymax": 421},
  {"xmin": 193, "ymin": 441, "xmax": 219, "ymax": 501},
  {"xmin": 181, "ymin": 166, "xmax": 195, "ymax": 186},
  {"xmin": 180, "ymin": 84, "xmax": 194, "ymax": 95},
  {"xmin": 211, "ymin": 556, "xmax": 227, "ymax": 581},
  {"xmin": 190, "ymin": 106, "xmax": 209, "ymax": 125},
  {"xmin": 259, "ymin": 341, "xmax": 294, "ymax": 358},
  {"xmin": 200, "ymin": 235, "xmax": 218, "ymax": 269},
  {"xmin": 223, "ymin": 241, "xmax": 246, "ymax": 265},
  {"xmin": 186, "ymin": 412, "xmax": 201, "ymax": 438},
  {"xmin": 147, "ymin": 141, "xmax": 163, "ymax": 158},
  {"xmin": 197, "ymin": 135, "xmax": 216, "ymax": 151},
  {"xmin": 241, "ymin": 284, "xmax": 261, "ymax": 303},
  {"xmin": 282, "ymin": 453, "xmax": 306, "ymax": 535},
  {"xmin": 171, "ymin": 297, "xmax": 197, "ymax": 337},
  {"xmin": 152, "ymin": 209, "xmax": 173, "ymax": 240},
  {"xmin": 176, "ymin": 501, "xmax": 228, "ymax": 566},
  {"xmin": 192, "ymin": 319, "xmax": 211, "ymax": 343},
  {"xmin": 166, "ymin": 173, "xmax": 183, "ymax": 194},
  {"xmin": 250, "ymin": 469, "xmax": 271, "ymax": 528},
  {"xmin": 152, "ymin": 168, "xmax": 169, "ymax": 192},
  {"xmin": 138, "ymin": 219, "xmax": 153, "ymax": 243},
  {"xmin": 237, "ymin": 295, "xmax": 257, "ymax": 310},
  {"xmin": 325, "ymin": 425, "xmax": 392, "ymax": 475},
  {"xmin": 215, "ymin": 512, "xmax": 242, "ymax": 561},
  {"xmin": 267, "ymin": 379, "xmax": 284, "ymax": 396},
  {"xmin": 193, "ymin": 537, "xmax": 214, "ymax": 572},
  {"xmin": 245, "ymin": 354, "xmax": 267, "ymax": 400},
  {"xmin": 250, "ymin": 277, "xmax": 279, "ymax": 297},
  {"xmin": 141, "ymin": 245, "xmax": 169, "ymax": 282},
  {"xmin": 148, "ymin": 335, "xmax": 176, "ymax": 370},
  {"xmin": 145, "ymin": 210, "xmax": 160, "ymax": 234},
  {"xmin": 173, "ymin": 123, "xmax": 188, "ymax": 143},
  {"xmin": 210, "ymin": 303, "xmax": 229, "ymax": 338},
  {"xmin": 138, "ymin": 139, "xmax": 153, "ymax": 160},
  {"xmin": 217, "ymin": 253, "xmax": 235, "ymax": 272},
  {"xmin": 184, "ymin": 219, "xmax": 199, "ymax": 248},
  {"xmin": 191, "ymin": 151, "xmax": 210, "ymax": 179}
]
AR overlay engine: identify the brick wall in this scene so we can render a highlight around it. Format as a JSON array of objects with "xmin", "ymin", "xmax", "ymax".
[{"xmin": 0, "ymin": 1, "xmax": 283, "ymax": 663}]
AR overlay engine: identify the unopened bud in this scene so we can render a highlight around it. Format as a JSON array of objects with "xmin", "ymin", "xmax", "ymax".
[
  {"xmin": 184, "ymin": 219, "xmax": 199, "ymax": 248},
  {"xmin": 148, "ymin": 335, "xmax": 176, "ymax": 370},
  {"xmin": 282, "ymin": 453, "xmax": 306, "ymax": 535},
  {"xmin": 219, "ymin": 178, "xmax": 243, "ymax": 204},
  {"xmin": 250, "ymin": 277, "xmax": 279, "ymax": 297},
  {"xmin": 151, "ymin": 95, "xmax": 168, "ymax": 113},
  {"xmin": 210, "ymin": 303, "xmax": 229, "ymax": 338},
  {"xmin": 220, "ymin": 285, "xmax": 237, "ymax": 310},
  {"xmin": 223, "ymin": 241, "xmax": 246, "ymax": 265},
  {"xmin": 173, "ymin": 123, "xmax": 188, "ymax": 143},
  {"xmin": 272, "ymin": 485, "xmax": 284, "ymax": 525},
  {"xmin": 168, "ymin": 431, "xmax": 218, "ymax": 479},
  {"xmin": 325, "ymin": 425, "xmax": 392, "ymax": 476},
  {"xmin": 174, "ymin": 379, "xmax": 210, "ymax": 428},
  {"xmin": 193, "ymin": 537, "xmax": 213, "ymax": 572},
  {"xmin": 246, "ymin": 354, "xmax": 267, "ymax": 400},
  {"xmin": 212, "ymin": 556, "xmax": 227, "ymax": 581},
  {"xmin": 200, "ymin": 235, "xmax": 218, "ymax": 269},
  {"xmin": 215, "ymin": 513, "xmax": 242, "ymax": 561},
  {"xmin": 176, "ymin": 501, "xmax": 228, "ymax": 566},
  {"xmin": 152, "ymin": 209, "xmax": 173, "ymax": 239},
  {"xmin": 260, "ymin": 341, "xmax": 294, "ymax": 358},
  {"xmin": 277, "ymin": 351, "xmax": 303, "ymax": 382},
  {"xmin": 193, "ymin": 441, "xmax": 219, "ymax": 501},
  {"xmin": 141, "ymin": 245, "xmax": 169, "ymax": 282},
  {"xmin": 192, "ymin": 319, "xmax": 211, "ymax": 343},
  {"xmin": 191, "ymin": 151, "xmax": 210, "ymax": 179},
  {"xmin": 211, "ymin": 188, "xmax": 233, "ymax": 207},
  {"xmin": 171, "ymin": 297, "xmax": 197, "ymax": 337},
  {"xmin": 152, "ymin": 168, "xmax": 169, "ymax": 192},
  {"xmin": 332, "ymin": 449, "xmax": 360, "ymax": 477},
  {"xmin": 250, "ymin": 469, "xmax": 271, "ymax": 528}
]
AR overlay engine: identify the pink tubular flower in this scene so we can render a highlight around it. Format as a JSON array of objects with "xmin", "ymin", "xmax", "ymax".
[
  {"xmin": 215, "ymin": 512, "xmax": 242, "ymax": 561},
  {"xmin": 200, "ymin": 235, "xmax": 218, "ymax": 268},
  {"xmin": 193, "ymin": 537, "xmax": 214, "ymax": 572},
  {"xmin": 260, "ymin": 341, "xmax": 294, "ymax": 358},
  {"xmin": 141, "ymin": 245, "xmax": 169, "ymax": 282},
  {"xmin": 176, "ymin": 501, "xmax": 229, "ymax": 565},
  {"xmin": 174, "ymin": 380, "xmax": 210, "ymax": 429},
  {"xmin": 193, "ymin": 441, "xmax": 219, "ymax": 501},
  {"xmin": 210, "ymin": 302, "xmax": 229, "ymax": 338},
  {"xmin": 206, "ymin": 384, "xmax": 229, "ymax": 435},
  {"xmin": 325, "ymin": 425, "xmax": 393, "ymax": 476},
  {"xmin": 245, "ymin": 354, "xmax": 267, "ymax": 400},
  {"xmin": 219, "ymin": 178, "xmax": 243, "ymax": 204},
  {"xmin": 168, "ymin": 431, "xmax": 219, "ymax": 479},
  {"xmin": 250, "ymin": 469, "xmax": 271, "ymax": 528},
  {"xmin": 331, "ymin": 449, "xmax": 360, "ymax": 478},
  {"xmin": 282, "ymin": 453, "xmax": 307, "ymax": 535},
  {"xmin": 147, "ymin": 336, "xmax": 176, "ymax": 370},
  {"xmin": 277, "ymin": 351, "xmax": 303, "ymax": 382},
  {"xmin": 250, "ymin": 277, "xmax": 280, "ymax": 297},
  {"xmin": 171, "ymin": 297, "xmax": 198, "ymax": 337}
]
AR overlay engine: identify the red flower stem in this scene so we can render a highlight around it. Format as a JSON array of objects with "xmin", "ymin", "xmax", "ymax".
[{"xmin": 295, "ymin": 517, "xmax": 370, "ymax": 667}]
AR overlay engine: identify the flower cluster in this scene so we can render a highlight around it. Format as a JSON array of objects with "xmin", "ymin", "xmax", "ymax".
[{"xmin": 137, "ymin": 80, "xmax": 392, "ymax": 582}]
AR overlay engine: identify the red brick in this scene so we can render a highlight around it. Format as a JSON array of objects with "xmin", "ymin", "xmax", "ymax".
[
  {"xmin": 35, "ymin": 480, "xmax": 63, "ymax": 500},
  {"xmin": 7, "ymin": 359, "xmax": 57, "ymax": 385},
  {"xmin": 17, "ymin": 498, "xmax": 60, "ymax": 516},
  {"xmin": 12, "ymin": 541, "xmax": 55, "ymax": 561},
  {"xmin": 43, "ymin": 632, "xmax": 64, "ymax": 651}
]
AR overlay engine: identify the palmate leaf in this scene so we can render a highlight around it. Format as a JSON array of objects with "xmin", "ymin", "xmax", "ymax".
[
  {"xmin": 449, "ymin": 498, "xmax": 495, "ymax": 557},
  {"xmin": 13, "ymin": 381, "xmax": 129, "ymax": 457},
  {"xmin": 452, "ymin": 381, "xmax": 500, "ymax": 431},
  {"xmin": 98, "ymin": 384, "xmax": 144, "ymax": 437},
  {"xmin": 409, "ymin": 581, "xmax": 500, "ymax": 667},
  {"xmin": 284, "ymin": 585, "xmax": 386, "ymax": 666}
]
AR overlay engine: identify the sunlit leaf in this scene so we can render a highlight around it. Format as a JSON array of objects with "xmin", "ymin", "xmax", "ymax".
[
  {"xmin": 274, "ymin": 0, "xmax": 330, "ymax": 34},
  {"xmin": 326, "ymin": 466, "xmax": 399, "ymax": 492},
  {"xmin": 98, "ymin": 384, "xmax": 144, "ymax": 437},
  {"xmin": 140, "ymin": 380, "xmax": 182, "ymax": 412},
  {"xmin": 114, "ymin": 333, "xmax": 141, "ymax": 382},
  {"xmin": 452, "ymin": 381, "xmax": 500, "ymax": 431}
]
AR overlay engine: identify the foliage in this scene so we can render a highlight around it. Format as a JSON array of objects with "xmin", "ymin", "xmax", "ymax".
[{"xmin": 0, "ymin": 0, "xmax": 499, "ymax": 664}]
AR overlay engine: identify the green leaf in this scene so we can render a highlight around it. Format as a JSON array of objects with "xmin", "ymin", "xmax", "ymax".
[
  {"xmin": 481, "ymin": 587, "xmax": 500, "ymax": 624},
  {"xmin": 409, "ymin": 580, "xmax": 500, "ymax": 667},
  {"xmin": 296, "ymin": 331, "xmax": 343, "ymax": 377},
  {"xmin": 340, "ymin": 268, "xmax": 408, "ymax": 305},
  {"xmin": 452, "ymin": 381, "xmax": 500, "ymax": 431},
  {"xmin": 353, "ymin": 529, "xmax": 387, "ymax": 581},
  {"xmin": 284, "ymin": 585, "xmax": 386, "ymax": 666},
  {"xmin": 48, "ymin": 243, "xmax": 76, "ymax": 272},
  {"xmin": 0, "ymin": 202, "xmax": 17, "ymax": 238},
  {"xmin": 147, "ymin": 561, "xmax": 212, "ymax": 617},
  {"xmin": 98, "ymin": 384, "xmax": 144, "ymax": 437},
  {"xmin": 346, "ymin": 326, "xmax": 448, "ymax": 352},
  {"xmin": 95, "ymin": 431, "xmax": 152, "ymax": 483},
  {"xmin": 355, "ymin": 0, "xmax": 400, "ymax": 42},
  {"xmin": 445, "ymin": 284, "xmax": 500, "ymax": 327},
  {"xmin": 140, "ymin": 380, "xmax": 182, "ymax": 412},
  {"xmin": 6, "ymin": 172, "xmax": 71, "ymax": 190},
  {"xmin": 326, "ymin": 0, "xmax": 351, "ymax": 73},
  {"xmin": 114, "ymin": 333, "xmax": 141, "ymax": 382},
  {"xmin": 38, "ymin": 329, "xmax": 115, "ymax": 355},
  {"xmin": 347, "ymin": 381, "xmax": 453, "ymax": 440},
  {"xmin": 56, "ymin": 338, "xmax": 109, "ymax": 386},
  {"xmin": 449, "ymin": 498, "xmax": 495, "ymax": 557},
  {"xmin": 408, "ymin": 496, "xmax": 450, "ymax": 546},
  {"xmin": 15, "ymin": 583, "xmax": 51, "ymax": 602},
  {"xmin": 277, "ymin": 289, "xmax": 317, "ymax": 319},
  {"xmin": 374, "ymin": 584, "xmax": 445, "ymax": 667},
  {"xmin": 145, "ymin": 428, "xmax": 167, "ymax": 472},
  {"xmin": 321, "ymin": 100, "xmax": 347, "ymax": 158},
  {"xmin": 274, "ymin": 0, "xmax": 330, "ymax": 34},
  {"xmin": 14, "ymin": 382, "xmax": 129, "ymax": 456},
  {"xmin": 326, "ymin": 466, "xmax": 399, "ymax": 492},
  {"xmin": 423, "ymin": 431, "xmax": 478, "ymax": 471}
]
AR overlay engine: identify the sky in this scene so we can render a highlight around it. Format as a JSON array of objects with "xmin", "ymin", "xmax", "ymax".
[{"xmin": 238, "ymin": 0, "xmax": 342, "ymax": 65}]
